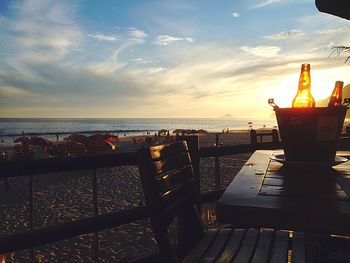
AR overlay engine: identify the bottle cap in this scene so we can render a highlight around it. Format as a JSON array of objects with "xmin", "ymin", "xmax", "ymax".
[{"xmin": 335, "ymin": 80, "xmax": 344, "ymax": 86}]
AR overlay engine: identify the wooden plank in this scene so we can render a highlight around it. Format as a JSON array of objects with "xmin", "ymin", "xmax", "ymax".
[
  {"xmin": 232, "ymin": 229, "xmax": 259, "ymax": 263},
  {"xmin": 292, "ymin": 232, "xmax": 306, "ymax": 263},
  {"xmin": 335, "ymin": 175, "xmax": 350, "ymax": 201},
  {"xmin": 262, "ymin": 177, "xmax": 284, "ymax": 186},
  {"xmin": 259, "ymin": 185, "xmax": 348, "ymax": 200},
  {"xmin": 149, "ymin": 141, "xmax": 188, "ymax": 160},
  {"xmin": 217, "ymin": 150, "xmax": 272, "ymax": 204},
  {"xmin": 0, "ymin": 151, "xmax": 138, "ymax": 178},
  {"xmin": 153, "ymin": 152, "xmax": 192, "ymax": 175},
  {"xmin": 176, "ymin": 135, "xmax": 200, "ymax": 192},
  {"xmin": 0, "ymin": 206, "xmax": 149, "ymax": 254},
  {"xmin": 215, "ymin": 229, "xmax": 245, "ymax": 263},
  {"xmin": 182, "ymin": 229, "xmax": 218, "ymax": 263},
  {"xmin": 305, "ymin": 234, "xmax": 322, "ymax": 263},
  {"xmin": 251, "ymin": 229, "xmax": 274, "ymax": 263},
  {"xmin": 270, "ymin": 230, "xmax": 289, "ymax": 263},
  {"xmin": 155, "ymin": 165, "xmax": 194, "ymax": 194},
  {"xmin": 160, "ymin": 177, "xmax": 196, "ymax": 206},
  {"xmin": 199, "ymin": 229, "xmax": 232, "ymax": 263}
]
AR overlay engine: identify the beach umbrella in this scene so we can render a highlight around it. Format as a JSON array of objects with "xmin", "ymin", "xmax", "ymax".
[
  {"xmin": 248, "ymin": 122, "xmax": 253, "ymax": 130},
  {"xmin": 89, "ymin": 133, "xmax": 118, "ymax": 142},
  {"xmin": 14, "ymin": 136, "xmax": 29, "ymax": 144},
  {"xmin": 88, "ymin": 139, "xmax": 116, "ymax": 154},
  {"xmin": 89, "ymin": 133, "xmax": 105, "ymax": 140},
  {"xmin": 29, "ymin": 136, "xmax": 52, "ymax": 146},
  {"xmin": 64, "ymin": 133, "xmax": 89, "ymax": 145},
  {"xmin": 104, "ymin": 133, "xmax": 118, "ymax": 142},
  {"xmin": 57, "ymin": 141, "xmax": 86, "ymax": 157}
]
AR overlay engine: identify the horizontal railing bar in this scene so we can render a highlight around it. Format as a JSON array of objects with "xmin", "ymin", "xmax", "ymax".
[
  {"xmin": 7, "ymin": 137, "xmax": 350, "ymax": 178},
  {"xmin": 0, "ymin": 205, "xmax": 149, "ymax": 254},
  {"xmin": 254, "ymin": 132, "xmax": 274, "ymax": 136},
  {"xmin": 199, "ymin": 142, "xmax": 281, "ymax": 157},
  {"xmin": 0, "ymin": 142, "xmax": 284, "ymax": 179},
  {"xmin": 0, "ymin": 152, "xmax": 138, "ymax": 178}
]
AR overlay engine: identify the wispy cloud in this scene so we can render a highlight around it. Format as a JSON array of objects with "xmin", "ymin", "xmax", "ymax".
[
  {"xmin": 240, "ymin": 45, "xmax": 281, "ymax": 58},
  {"xmin": 130, "ymin": 58, "xmax": 154, "ymax": 64},
  {"xmin": 153, "ymin": 35, "xmax": 194, "ymax": 45},
  {"xmin": 316, "ymin": 28, "xmax": 347, "ymax": 35},
  {"xmin": 232, "ymin": 12, "xmax": 240, "ymax": 18},
  {"xmin": 253, "ymin": 0, "xmax": 282, "ymax": 9},
  {"xmin": 128, "ymin": 27, "xmax": 148, "ymax": 39},
  {"xmin": 8, "ymin": 0, "xmax": 82, "ymax": 62},
  {"xmin": 0, "ymin": 85, "xmax": 39, "ymax": 100},
  {"xmin": 88, "ymin": 33, "xmax": 118, "ymax": 41},
  {"xmin": 263, "ymin": 29, "xmax": 304, "ymax": 40}
]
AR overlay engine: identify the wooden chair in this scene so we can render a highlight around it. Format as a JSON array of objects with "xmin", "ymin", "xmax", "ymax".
[{"xmin": 137, "ymin": 141, "xmax": 321, "ymax": 263}]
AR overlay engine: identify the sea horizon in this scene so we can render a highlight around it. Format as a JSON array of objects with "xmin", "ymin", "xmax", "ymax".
[{"xmin": 0, "ymin": 117, "xmax": 277, "ymax": 137}]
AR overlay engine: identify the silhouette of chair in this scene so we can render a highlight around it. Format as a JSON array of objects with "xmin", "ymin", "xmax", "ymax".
[{"xmin": 137, "ymin": 141, "xmax": 321, "ymax": 263}]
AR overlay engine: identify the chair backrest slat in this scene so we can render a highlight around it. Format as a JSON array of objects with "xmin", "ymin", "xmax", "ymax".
[
  {"xmin": 153, "ymin": 152, "xmax": 192, "ymax": 175},
  {"xmin": 155, "ymin": 164, "xmax": 195, "ymax": 197}
]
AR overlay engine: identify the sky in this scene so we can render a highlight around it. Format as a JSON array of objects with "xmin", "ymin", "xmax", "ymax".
[{"xmin": 1, "ymin": 0, "xmax": 350, "ymax": 118}]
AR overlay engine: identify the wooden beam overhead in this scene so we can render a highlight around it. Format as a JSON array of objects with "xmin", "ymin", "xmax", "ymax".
[{"xmin": 316, "ymin": 0, "xmax": 350, "ymax": 20}]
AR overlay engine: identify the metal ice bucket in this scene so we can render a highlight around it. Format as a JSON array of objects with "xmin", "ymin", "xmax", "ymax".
[{"xmin": 274, "ymin": 106, "xmax": 347, "ymax": 163}]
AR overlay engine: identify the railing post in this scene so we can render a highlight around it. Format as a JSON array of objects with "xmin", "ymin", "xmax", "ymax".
[
  {"xmin": 272, "ymin": 129, "xmax": 279, "ymax": 143},
  {"xmin": 250, "ymin": 129, "xmax": 257, "ymax": 147},
  {"xmin": 29, "ymin": 175, "xmax": 34, "ymax": 262},
  {"xmin": 214, "ymin": 134, "xmax": 221, "ymax": 189},
  {"xmin": 92, "ymin": 169, "xmax": 100, "ymax": 262}
]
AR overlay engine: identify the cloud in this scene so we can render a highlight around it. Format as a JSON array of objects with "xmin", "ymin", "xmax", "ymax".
[
  {"xmin": 87, "ymin": 45, "xmax": 128, "ymax": 74},
  {"xmin": 316, "ymin": 28, "xmax": 347, "ymax": 35},
  {"xmin": 153, "ymin": 35, "xmax": 194, "ymax": 45},
  {"xmin": 253, "ymin": 0, "xmax": 282, "ymax": 9},
  {"xmin": 263, "ymin": 29, "xmax": 304, "ymax": 40},
  {"xmin": 130, "ymin": 58, "xmax": 154, "ymax": 64},
  {"xmin": 3, "ymin": 0, "xmax": 82, "ymax": 63},
  {"xmin": 232, "ymin": 12, "xmax": 240, "ymax": 18},
  {"xmin": 240, "ymin": 45, "xmax": 281, "ymax": 58},
  {"xmin": 0, "ymin": 85, "xmax": 39, "ymax": 100},
  {"xmin": 88, "ymin": 33, "xmax": 118, "ymax": 41},
  {"xmin": 128, "ymin": 27, "xmax": 148, "ymax": 39},
  {"xmin": 126, "ymin": 27, "xmax": 149, "ymax": 44}
]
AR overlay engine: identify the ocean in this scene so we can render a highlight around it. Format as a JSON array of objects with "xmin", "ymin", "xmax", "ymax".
[{"xmin": 0, "ymin": 118, "xmax": 277, "ymax": 146}]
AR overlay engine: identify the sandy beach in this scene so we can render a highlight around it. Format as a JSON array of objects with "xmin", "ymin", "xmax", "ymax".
[{"xmin": 0, "ymin": 132, "xmax": 253, "ymax": 262}]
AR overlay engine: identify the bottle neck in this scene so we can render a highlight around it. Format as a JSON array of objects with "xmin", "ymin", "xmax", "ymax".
[{"xmin": 298, "ymin": 71, "xmax": 311, "ymax": 91}]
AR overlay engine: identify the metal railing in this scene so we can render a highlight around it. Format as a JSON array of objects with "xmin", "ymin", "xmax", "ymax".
[{"xmin": 0, "ymin": 132, "xmax": 282, "ymax": 262}]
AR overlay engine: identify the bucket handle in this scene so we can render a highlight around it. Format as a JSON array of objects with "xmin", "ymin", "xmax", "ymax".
[
  {"xmin": 268, "ymin": 98, "xmax": 279, "ymax": 109},
  {"xmin": 343, "ymin": 98, "xmax": 350, "ymax": 107}
]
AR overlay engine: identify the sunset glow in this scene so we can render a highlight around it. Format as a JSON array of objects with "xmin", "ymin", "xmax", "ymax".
[{"xmin": 1, "ymin": 0, "xmax": 350, "ymax": 118}]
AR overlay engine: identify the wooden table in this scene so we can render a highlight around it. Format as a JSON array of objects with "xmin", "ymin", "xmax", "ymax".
[{"xmin": 216, "ymin": 150, "xmax": 350, "ymax": 235}]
